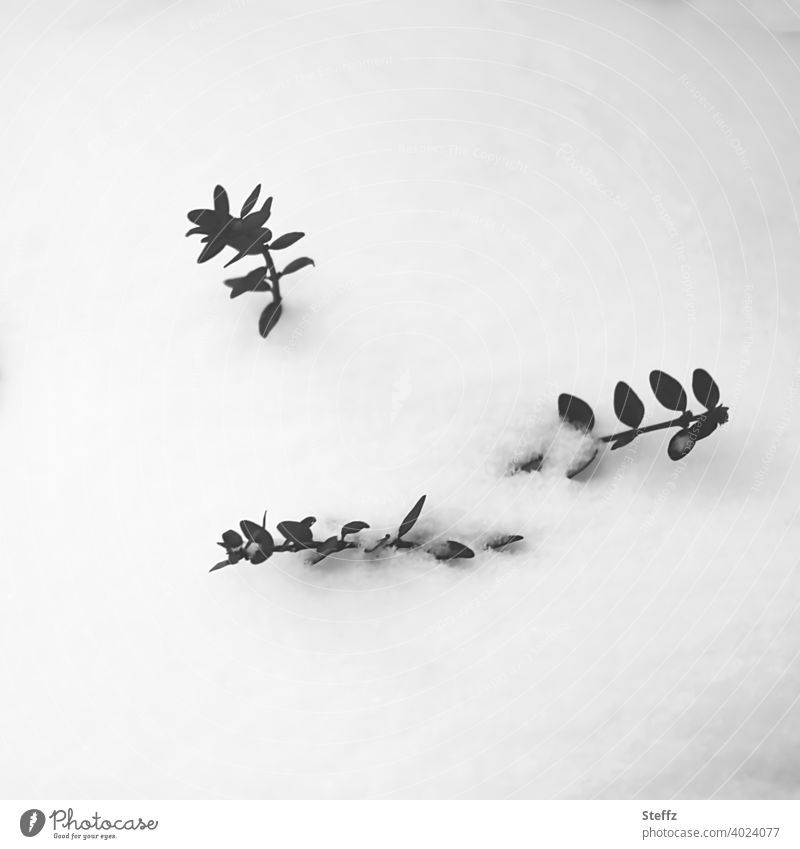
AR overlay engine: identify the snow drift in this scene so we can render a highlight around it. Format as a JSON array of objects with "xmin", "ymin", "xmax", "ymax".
[{"xmin": 1, "ymin": 0, "xmax": 799, "ymax": 799}]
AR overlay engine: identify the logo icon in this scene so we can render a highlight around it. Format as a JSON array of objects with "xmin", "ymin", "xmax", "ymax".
[{"xmin": 19, "ymin": 809, "xmax": 45, "ymax": 837}]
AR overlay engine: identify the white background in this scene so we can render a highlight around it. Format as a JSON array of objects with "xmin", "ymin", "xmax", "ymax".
[{"xmin": 1, "ymin": 0, "xmax": 799, "ymax": 799}]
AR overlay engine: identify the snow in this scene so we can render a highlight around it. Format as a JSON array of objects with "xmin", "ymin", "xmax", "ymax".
[{"xmin": 1, "ymin": 0, "xmax": 799, "ymax": 799}]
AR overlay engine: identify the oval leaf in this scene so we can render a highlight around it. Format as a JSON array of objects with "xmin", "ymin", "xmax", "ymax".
[
  {"xmin": 187, "ymin": 208, "xmax": 211, "ymax": 225},
  {"xmin": 558, "ymin": 393, "xmax": 595, "ymax": 431},
  {"xmin": 221, "ymin": 529, "xmax": 243, "ymax": 549},
  {"xmin": 566, "ymin": 448, "xmax": 598, "ymax": 479},
  {"xmin": 213, "ymin": 185, "xmax": 229, "ymax": 215},
  {"xmin": 613, "ymin": 381, "xmax": 645, "ymax": 428},
  {"xmin": 687, "ymin": 415, "xmax": 718, "ymax": 441},
  {"xmin": 280, "ymin": 257, "xmax": 315, "ymax": 277},
  {"xmin": 650, "ymin": 370, "xmax": 687, "ymax": 412},
  {"xmin": 223, "ymin": 229, "xmax": 271, "ymax": 267},
  {"xmin": 270, "ymin": 232, "xmax": 305, "ymax": 250},
  {"xmin": 692, "ymin": 368, "xmax": 721, "ymax": 409},
  {"xmin": 197, "ymin": 237, "xmax": 226, "ymax": 264},
  {"xmin": 485, "ymin": 535, "xmax": 524, "ymax": 551},
  {"xmin": 239, "ymin": 520, "xmax": 274, "ymax": 554},
  {"xmin": 667, "ymin": 428, "xmax": 696, "ymax": 460},
  {"xmin": 243, "ymin": 197, "xmax": 273, "ymax": 229},
  {"xmin": 224, "ymin": 267, "xmax": 270, "ymax": 299},
  {"xmin": 259, "ymin": 301, "xmax": 282, "ymax": 338},
  {"xmin": 397, "ymin": 494, "xmax": 426, "ymax": 539},
  {"xmin": 432, "ymin": 540, "xmax": 475, "ymax": 561},
  {"xmin": 316, "ymin": 536, "xmax": 341, "ymax": 556},
  {"xmin": 341, "ymin": 521, "xmax": 369, "ymax": 538},
  {"xmin": 223, "ymin": 249, "xmax": 249, "ymax": 269},
  {"xmin": 517, "ymin": 453, "xmax": 543, "ymax": 473},
  {"xmin": 240, "ymin": 184, "xmax": 261, "ymax": 217},
  {"xmin": 277, "ymin": 520, "xmax": 314, "ymax": 548}
]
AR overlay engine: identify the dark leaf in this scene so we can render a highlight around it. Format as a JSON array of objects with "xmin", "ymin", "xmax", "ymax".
[
  {"xmin": 610, "ymin": 432, "xmax": 637, "ymax": 450},
  {"xmin": 432, "ymin": 540, "xmax": 475, "ymax": 561},
  {"xmin": 239, "ymin": 520, "xmax": 274, "ymax": 558},
  {"xmin": 240, "ymin": 184, "xmax": 261, "ymax": 217},
  {"xmin": 566, "ymin": 448, "xmax": 599, "ymax": 479},
  {"xmin": 187, "ymin": 208, "xmax": 212, "ymax": 225},
  {"xmin": 197, "ymin": 238, "xmax": 226, "ymax": 264},
  {"xmin": 222, "ymin": 230, "xmax": 272, "ymax": 268},
  {"xmin": 318, "ymin": 536, "xmax": 341, "ymax": 553},
  {"xmin": 224, "ymin": 267, "xmax": 270, "ymax": 299},
  {"xmin": 649, "ymin": 370, "xmax": 687, "ymax": 412},
  {"xmin": 613, "ymin": 381, "xmax": 645, "ymax": 428},
  {"xmin": 485, "ymin": 535, "xmax": 524, "ymax": 550},
  {"xmin": 259, "ymin": 301, "xmax": 283, "ymax": 338},
  {"xmin": 301, "ymin": 516, "xmax": 317, "ymax": 527},
  {"xmin": 667, "ymin": 428, "xmax": 696, "ymax": 460},
  {"xmin": 558, "ymin": 393, "xmax": 595, "ymax": 431},
  {"xmin": 250, "ymin": 550, "xmax": 269, "ymax": 565},
  {"xmin": 397, "ymin": 494, "xmax": 426, "ymax": 539},
  {"xmin": 280, "ymin": 257, "xmax": 315, "ymax": 277},
  {"xmin": 687, "ymin": 415, "xmax": 718, "ymax": 441},
  {"xmin": 185, "ymin": 226, "xmax": 206, "ymax": 237},
  {"xmin": 315, "ymin": 536, "xmax": 342, "ymax": 561},
  {"xmin": 242, "ymin": 197, "xmax": 273, "ymax": 230},
  {"xmin": 692, "ymin": 368, "xmax": 721, "ymax": 409},
  {"xmin": 220, "ymin": 529, "xmax": 243, "ymax": 549},
  {"xmin": 276, "ymin": 520, "xmax": 314, "ymax": 548},
  {"xmin": 223, "ymin": 242, "xmax": 259, "ymax": 269},
  {"xmin": 341, "ymin": 520, "xmax": 369, "ymax": 538},
  {"xmin": 213, "ymin": 185, "xmax": 229, "ymax": 215},
  {"xmin": 517, "ymin": 453, "xmax": 543, "ymax": 473},
  {"xmin": 210, "ymin": 559, "xmax": 231, "ymax": 572},
  {"xmin": 270, "ymin": 231, "xmax": 305, "ymax": 250}
]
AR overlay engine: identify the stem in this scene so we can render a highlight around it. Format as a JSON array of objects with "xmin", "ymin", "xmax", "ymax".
[
  {"xmin": 271, "ymin": 540, "xmax": 357, "ymax": 554},
  {"xmin": 263, "ymin": 249, "xmax": 281, "ymax": 303},
  {"xmin": 598, "ymin": 410, "xmax": 699, "ymax": 444}
]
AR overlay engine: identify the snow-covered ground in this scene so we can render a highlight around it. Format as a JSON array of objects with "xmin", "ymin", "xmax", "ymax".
[{"xmin": 2, "ymin": 0, "xmax": 799, "ymax": 799}]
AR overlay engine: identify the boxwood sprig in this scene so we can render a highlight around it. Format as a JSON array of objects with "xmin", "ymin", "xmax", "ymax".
[
  {"xmin": 514, "ymin": 368, "xmax": 729, "ymax": 477},
  {"xmin": 210, "ymin": 495, "xmax": 523, "ymax": 572},
  {"xmin": 186, "ymin": 184, "xmax": 314, "ymax": 338}
]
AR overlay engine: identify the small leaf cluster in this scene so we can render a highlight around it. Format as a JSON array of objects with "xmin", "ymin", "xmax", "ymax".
[
  {"xmin": 211, "ymin": 495, "xmax": 523, "ymax": 572},
  {"xmin": 557, "ymin": 368, "xmax": 729, "ymax": 464},
  {"xmin": 185, "ymin": 184, "xmax": 314, "ymax": 338}
]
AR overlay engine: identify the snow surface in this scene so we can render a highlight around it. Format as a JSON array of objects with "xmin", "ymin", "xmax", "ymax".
[{"xmin": 1, "ymin": 0, "xmax": 799, "ymax": 799}]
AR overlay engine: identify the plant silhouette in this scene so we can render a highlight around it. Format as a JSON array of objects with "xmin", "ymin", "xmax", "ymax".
[
  {"xmin": 515, "ymin": 368, "xmax": 729, "ymax": 477},
  {"xmin": 210, "ymin": 495, "xmax": 523, "ymax": 572},
  {"xmin": 186, "ymin": 184, "xmax": 314, "ymax": 338}
]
